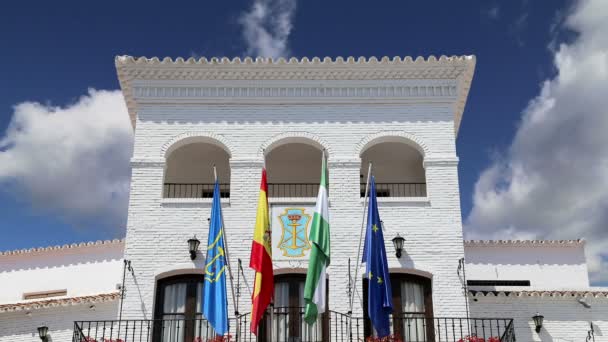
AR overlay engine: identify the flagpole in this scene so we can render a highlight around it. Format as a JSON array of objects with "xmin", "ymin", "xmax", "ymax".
[
  {"xmin": 214, "ymin": 165, "xmax": 239, "ymax": 318},
  {"xmin": 349, "ymin": 162, "xmax": 372, "ymax": 315},
  {"xmin": 261, "ymin": 150, "xmax": 274, "ymax": 339}
]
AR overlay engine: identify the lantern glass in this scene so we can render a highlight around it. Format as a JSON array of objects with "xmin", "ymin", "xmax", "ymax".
[
  {"xmin": 532, "ymin": 313, "xmax": 544, "ymax": 332},
  {"xmin": 188, "ymin": 236, "xmax": 200, "ymax": 260},
  {"xmin": 37, "ymin": 326, "xmax": 48, "ymax": 340},
  {"xmin": 391, "ymin": 234, "xmax": 405, "ymax": 258}
]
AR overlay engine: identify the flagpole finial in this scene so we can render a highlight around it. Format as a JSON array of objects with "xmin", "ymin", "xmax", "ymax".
[{"xmin": 213, "ymin": 164, "xmax": 218, "ymax": 182}]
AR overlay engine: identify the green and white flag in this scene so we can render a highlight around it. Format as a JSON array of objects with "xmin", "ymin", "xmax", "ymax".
[{"xmin": 304, "ymin": 154, "xmax": 330, "ymax": 325}]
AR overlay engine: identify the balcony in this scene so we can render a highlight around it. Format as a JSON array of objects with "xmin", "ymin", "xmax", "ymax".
[
  {"xmin": 162, "ymin": 182, "xmax": 427, "ymax": 199},
  {"xmin": 73, "ymin": 310, "xmax": 515, "ymax": 342}
]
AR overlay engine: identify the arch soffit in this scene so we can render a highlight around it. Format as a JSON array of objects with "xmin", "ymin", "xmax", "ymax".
[
  {"xmin": 357, "ymin": 131, "xmax": 428, "ymax": 158},
  {"xmin": 388, "ymin": 267, "xmax": 433, "ymax": 280},
  {"xmin": 153, "ymin": 263, "xmax": 205, "ymax": 280},
  {"xmin": 161, "ymin": 132, "xmax": 233, "ymax": 159},
  {"xmin": 259, "ymin": 132, "xmax": 333, "ymax": 158}
]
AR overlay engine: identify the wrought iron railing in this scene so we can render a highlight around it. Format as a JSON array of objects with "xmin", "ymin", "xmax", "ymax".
[
  {"xmin": 163, "ymin": 183, "xmax": 230, "ymax": 199},
  {"xmin": 360, "ymin": 183, "xmax": 427, "ymax": 198},
  {"xmin": 267, "ymin": 183, "xmax": 320, "ymax": 198},
  {"xmin": 162, "ymin": 182, "xmax": 427, "ymax": 199},
  {"xmin": 73, "ymin": 311, "xmax": 515, "ymax": 342}
]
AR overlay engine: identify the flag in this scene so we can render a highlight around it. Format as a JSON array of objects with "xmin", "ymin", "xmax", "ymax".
[
  {"xmin": 202, "ymin": 180, "xmax": 229, "ymax": 335},
  {"xmin": 304, "ymin": 155, "xmax": 331, "ymax": 324},
  {"xmin": 362, "ymin": 176, "xmax": 393, "ymax": 337},
  {"xmin": 249, "ymin": 168, "xmax": 274, "ymax": 334}
]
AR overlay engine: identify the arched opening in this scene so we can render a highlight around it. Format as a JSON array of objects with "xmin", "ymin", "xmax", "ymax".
[
  {"xmin": 265, "ymin": 143, "xmax": 323, "ymax": 198},
  {"xmin": 152, "ymin": 274, "xmax": 219, "ymax": 342},
  {"xmin": 258, "ymin": 273, "xmax": 328, "ymax": 341},
  {"xmin": 363, "ymin": 272, "xmax": 434, "ymax": 341},
  {"xmin": 360, "ymin": 141, "xmax": 426, "ymax": 197},
  {"xmin": 163, "ymin": 142, "xmax": 231, "ymax": 198}
]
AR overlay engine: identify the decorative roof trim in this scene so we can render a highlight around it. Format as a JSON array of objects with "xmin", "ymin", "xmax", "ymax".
[
  {"xmin": 115, "ymin": 55, "xmax": 476, "ymax": 133},
  {"xmin": 469, "ymin": 290, "xmax": 608, "ymax": 298},
  {"xmin": 0, "ymin": 239, "xmax": 124, "ymax": 257},
  {"xmin": 464, "ymin": 239, "xmax": 585, "ymax": 248},
  {"xmin": 0, "ymin": 292, "xmax": 120, "ymax": 313}
]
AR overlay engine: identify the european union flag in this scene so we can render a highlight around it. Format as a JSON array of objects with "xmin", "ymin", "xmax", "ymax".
[
  {"xmin": 202, "ymin": 180, "xmax": 229, "ymax": 336},
  {"xmin": 362, "ymin": 176, "xmax": 393, "ymax": 337}
]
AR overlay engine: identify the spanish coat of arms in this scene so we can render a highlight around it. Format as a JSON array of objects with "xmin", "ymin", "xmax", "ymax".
[{"xmin": 277, "ymin": 208, "xmax": 312, "ymax": 258}]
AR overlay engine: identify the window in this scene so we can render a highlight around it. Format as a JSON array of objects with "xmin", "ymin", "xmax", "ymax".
[
  {"xmin": 153, "ymin": 274, "xmax": 214, "ymax": 342},
  {"xmin": 23, "ymin": 289, "xmax": 67, "ymax": 300},
  {"xmin": 261, "ymin": 274, "xmax": 327, "ymax": 341},
  {"xmin": 363, "ymin": 273, "xmax": 433, "ymax": 341},
  {"xmin": 467, "ymin": 280, "xmax": 530, "ymax": 287}
]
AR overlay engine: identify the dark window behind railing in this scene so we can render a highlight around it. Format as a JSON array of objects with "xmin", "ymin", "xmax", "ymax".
[
  {"xmin": 163, "ymin": 183, "xmax": 230, "ymax": 199},
  {"xmin": 74, "ymin": 313, "xmax": 515, "ymax": 342},
  {"xmin": 267, "ymin": 183, "xmax": 320, "ymax": 198},
  {"xmin": 361, "ymin": 183, "xmax": 427, "ymax": 198}
]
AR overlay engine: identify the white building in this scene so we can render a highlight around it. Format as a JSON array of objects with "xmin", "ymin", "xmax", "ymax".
[{"xmin": 1, "ymin": 55, "xmax": 606, "ymax": 342}]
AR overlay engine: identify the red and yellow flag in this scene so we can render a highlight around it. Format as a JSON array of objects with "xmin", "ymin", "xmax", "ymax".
[{"xmin": 249, "ymin": 168, "xmax": 274, "ymax": 334}]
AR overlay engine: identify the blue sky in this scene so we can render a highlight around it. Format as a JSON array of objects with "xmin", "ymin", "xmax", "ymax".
[{"xmin": 1, "ymin": 0, "xmax": 607, "ymax": 284}]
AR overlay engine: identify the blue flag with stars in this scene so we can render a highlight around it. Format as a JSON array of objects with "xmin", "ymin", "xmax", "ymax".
[
  {"xmin": 202, "ymin": 180, "xmax": 229, "ymax": 336},
  {"xmin": 362, "ymin": 176, "xmax": 393, "ymax": 337}
]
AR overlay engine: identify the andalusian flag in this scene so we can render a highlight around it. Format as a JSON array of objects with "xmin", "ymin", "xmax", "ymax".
[
  {"xmin": 249, "ymin": 168, "xmax": 274, "ymax": 334},
  {"xmin": 304, "ymin": 155, "xmax": 330, "ymax": 324}
]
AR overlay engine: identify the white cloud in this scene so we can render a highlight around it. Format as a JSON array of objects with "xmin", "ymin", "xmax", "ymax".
[
  {"xmin": 466, "ymin": 0, "xmax": 608, "ymax": 285},
  {"xmin": 239, "ymin": 0, "xmax": 297, "ymax": 59},
  {"xmin": 0, "ymin": 89, "xmax": 132, "ymax": 230}
]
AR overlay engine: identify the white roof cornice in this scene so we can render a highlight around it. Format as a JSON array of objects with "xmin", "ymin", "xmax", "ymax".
[
  {"xmin": 0, "ymin": 239, "xmax": 124, "ymax": 257},
  {"xmin": 464, "ymin": 239, "xmax": 585, "ymax": 248},
  {"xmin": 469, "ymin": 289, "xmax": 608, "ymax": 298},
  {"xmin": 115, "ymin": 55, "xmax": 476, "ymax": 133},
  {"xmin": 0, "ymin": 292, "xmax": 120, "ymax": 313}
]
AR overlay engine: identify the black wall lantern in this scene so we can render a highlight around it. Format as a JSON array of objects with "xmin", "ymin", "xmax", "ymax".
[
  {"xmin": 392, "ymin": 234, "xmax": 405, "ymax": 258},
  {"xmin": 188, "ymin": 235, "xmax": 200, "ymax": 260},
  {"xmin": 532, "ymin": 313, "xmax": 544, "ymax": 333},
  {"xmin": 37, "ymin": 326, "xmax": 48, "ymax": 342}
]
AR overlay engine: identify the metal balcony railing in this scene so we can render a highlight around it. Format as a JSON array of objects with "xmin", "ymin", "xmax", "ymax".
[
  {"xmin": 360, "ymin": 183, "xmax": 427, "ymax": 198},
  {"xmin": 73, "ymin": 310, "xmax": 515, "ymax": 342},
  {"xmin": 163, "ymin": 183, "xmax": 230, "ymax": 199},
  {"xmin": 163, "ymin": 182, "xmax": 427, "ymax": 199}
]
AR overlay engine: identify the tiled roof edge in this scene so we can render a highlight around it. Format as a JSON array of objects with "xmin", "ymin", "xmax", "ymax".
[{"xmin": 0, "ymin": 239, "xmax": 124, "ymax": 256}]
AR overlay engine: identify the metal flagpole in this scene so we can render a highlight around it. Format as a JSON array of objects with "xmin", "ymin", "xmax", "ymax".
[
  {"xmin": 260, "ymin": 150, "xmax": 275, "ymax": 339},
  {"xmin": 214, "ymin": 165, "xmax": 239, "ymax": 318},
  {"xmin": 349, "ymin": 162, "xmax": 372, "ymax": 315}
]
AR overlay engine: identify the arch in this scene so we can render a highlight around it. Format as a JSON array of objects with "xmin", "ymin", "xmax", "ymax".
[
  {"xmin": 259, "ymin": 131, "xmax": 333, "ymax": 158},
  {"xmin": 161, "ymin": 131, "xmax": 233, "ymax": 159},
  {"xmin": 356, "ymin": 131, "xmax": 428, "ymax": 157},
  {"xmin": 274, "ymin": 268, "xmax": 308, "ymax": 276},
  {"xmin": 388, "ymin": 267, "xmax": 433, "ymax": 280},
  {"xmin": 154, "ymin": 263, "xmax": 205, "ymax": 280}
]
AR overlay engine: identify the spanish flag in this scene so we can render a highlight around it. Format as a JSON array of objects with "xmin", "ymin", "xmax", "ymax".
[{"xmin": 249, "ymin": 168, "xmax": 274, "ymax": 334}]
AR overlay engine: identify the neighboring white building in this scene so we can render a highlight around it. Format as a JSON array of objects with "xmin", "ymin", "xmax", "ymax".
[{"xmin": 0, "ymin": 55, "xmax": 605, "ymax": 342}]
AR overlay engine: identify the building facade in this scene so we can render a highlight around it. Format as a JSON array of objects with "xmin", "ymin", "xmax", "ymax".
[{"xmin": 1, "ymin": 56, "xmax": 606, "ymax": 342}]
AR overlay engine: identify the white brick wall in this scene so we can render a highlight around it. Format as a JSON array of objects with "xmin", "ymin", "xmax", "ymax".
[
  {"xmin": 0, "ymin": 243, "xmax": 124, "ymax": 304},
  {"xmin": 470, "ymin": 294, "xmax": 608, "ymax": 341},
  {"xmin": 464, "ymin": 243, "xmax": 590, "ymax": 290},
  {"xmin": 0, "ymin": 301, "xmax": 118, "ymax": 342},
  {"xmin": 121, "ymin": 102, "xmax": 467, "ymax": 320}
]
